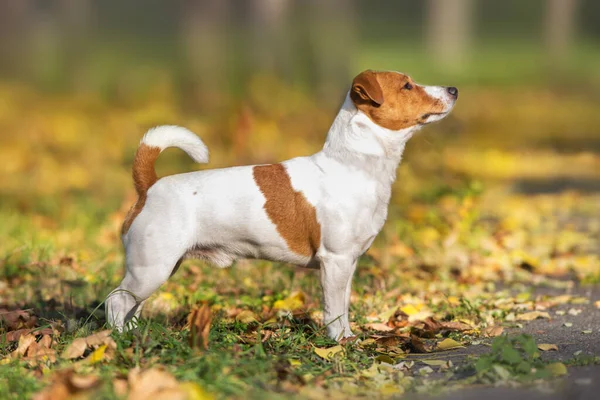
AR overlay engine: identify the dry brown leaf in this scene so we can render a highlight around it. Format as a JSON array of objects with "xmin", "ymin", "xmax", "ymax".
[
  {"xmin": 128, "ymin": 367, "xmax": 182, "ymax": 400},
  {"xmin": 39, "ymin": 334, "xmax": 52, "ymax": 348},
  {"xmin": 440, "ymin": 321, "xmax": 473, "ymax": 332},
  {"xmin": 70, "ymin": 374, "xmax": 100, "ymax": 390},
  {"xmin": 409, "ymin": 335, "xmax": 432, "ymax": 353},
  {"xmin": 113, "ymin": 378, "xmax": 129, "ymax": 397},
  {"xmin": 4, "ymin": 328, "xmax": 53, "ymax": 342},
  {"xmin": 84, "ymin": 329, "xmax": 113, "ymax": 347},
  {"xmin": 188, "ymin": 303, "xmax": 212, "ymax": 351},
  {"xmin": 62, "ymin": 338, "xmax": 88, "ymax": 359},
  {"xmin": 538, "ymin": 343, "xmax": 559, "ymax": 351},
  {"xmin": 516, "ymin": 311, "xmax": 551, "ymax": 321},
  {"xmin": 235, "ymin": 310, "xmax": 258, "ymax": 324},
  {"xmin": 364, "ymin": 323, "xmax": 394, "ymax": 332},
  {"xmin": 32, "ymin": 370, "xmax": 100, "ymax": 400},
  {"xmin": 12, "ymin": 333, "xmax": 36, "ymax": 357},
  {"xmin": 483, "ymin": 325, "xmax": 504, "ymax": 337}
]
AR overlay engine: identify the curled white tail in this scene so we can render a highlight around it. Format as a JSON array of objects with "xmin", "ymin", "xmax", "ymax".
[
  {"xmin": 141, "ymin": 125, "xmax": 209, "ymax": 164},
  {"xmin": 122, "ymin": 125, "xmax": 209, "ymax": 234}
]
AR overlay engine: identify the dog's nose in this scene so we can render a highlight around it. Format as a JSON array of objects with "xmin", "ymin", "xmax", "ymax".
[{"xmin": 447, "ymin": 86, "xmax": 458, "ymax": 98}]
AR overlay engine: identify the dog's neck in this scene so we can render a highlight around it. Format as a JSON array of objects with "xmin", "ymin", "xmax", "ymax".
[{"xmin": 320, "ymin": 93, "xmax": 421, "ymax": 186}]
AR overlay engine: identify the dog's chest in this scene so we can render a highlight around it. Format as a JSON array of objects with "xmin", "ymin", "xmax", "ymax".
[{"xmin": 316, "ymin": 173, "xmax": 391, "ymax": 255}]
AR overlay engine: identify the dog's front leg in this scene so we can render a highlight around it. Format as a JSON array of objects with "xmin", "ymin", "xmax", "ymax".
[{"xmin": 319, "ymin": 255, "xmax": 357, "ymax": 341}]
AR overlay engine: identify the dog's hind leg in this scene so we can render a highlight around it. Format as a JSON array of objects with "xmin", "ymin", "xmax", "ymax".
[{"xmin": 106, "ymin": 237, "xmax": 186, "ymax": 331}]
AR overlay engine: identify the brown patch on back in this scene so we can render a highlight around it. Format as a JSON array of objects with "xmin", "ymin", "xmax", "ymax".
[
  {"xmin": 350, "ymin": 70, "xmax": 446, "ymax": 130},
  {"xmin": 253, "ymin": 164, "xmax": 321, "ymax": 257},
  {"xmin": 122, "ymin": 144, "xmax": 161, "ymax": 235}
]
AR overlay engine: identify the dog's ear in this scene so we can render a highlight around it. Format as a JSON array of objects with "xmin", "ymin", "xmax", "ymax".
[{"xmin": 351, "ymin": 70, "xmax": 384, "ymax": 106}]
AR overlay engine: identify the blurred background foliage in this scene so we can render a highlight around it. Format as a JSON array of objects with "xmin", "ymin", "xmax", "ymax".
[{"xmin": 0, "ymin": 0, "xmax": 599, "ymax": 249}]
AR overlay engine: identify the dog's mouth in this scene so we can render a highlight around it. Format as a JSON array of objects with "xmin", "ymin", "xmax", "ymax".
[{"xmin": 420, "ymin": 111, "xmax": 448, "ymax": 124}]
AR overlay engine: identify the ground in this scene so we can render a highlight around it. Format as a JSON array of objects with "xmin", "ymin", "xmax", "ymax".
[{"xmin": 1, "ymin": 83, "xmax": 600, "ymax": 399}]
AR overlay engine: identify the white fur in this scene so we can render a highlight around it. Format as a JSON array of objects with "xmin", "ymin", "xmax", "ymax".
[
  {"xmin": 142, "ymin": 125, "xmax": 209, "ymax": 163},
  {"xmin": 106, "ymin": 78, "xmax": 456, "ymax": 340}
]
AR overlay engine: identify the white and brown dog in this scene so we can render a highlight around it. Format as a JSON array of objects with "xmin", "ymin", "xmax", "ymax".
[{"xmin": 106, "ymin": 70, "xmax": 458, "ymax": 340}]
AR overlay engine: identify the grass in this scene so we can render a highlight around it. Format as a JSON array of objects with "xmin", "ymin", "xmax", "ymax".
[{"xmin": 1, "ymin": 74, "xmax": 600, "ymax": 398}]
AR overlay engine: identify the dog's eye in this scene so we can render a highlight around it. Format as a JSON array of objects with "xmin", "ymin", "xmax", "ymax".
[{"xmin": 403, "ymin": 82, "xmax": 413, "ymax": 90}]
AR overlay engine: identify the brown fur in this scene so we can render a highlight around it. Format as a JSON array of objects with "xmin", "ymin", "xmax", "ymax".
[
  {"xmin": 350, "ymin": 70, "xmax": 446, "ymax": 130},
  {"xmin": 253, "ymin": 164, "xmax": 321, "ymax": 257},
  {"xmin": 122, "ymin": 144, "xmax": 162, "ymax": 235}
]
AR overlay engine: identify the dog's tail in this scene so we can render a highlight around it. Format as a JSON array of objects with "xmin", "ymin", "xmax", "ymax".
[{"xmin": 132, "ymin": 125, "xmax": 209, "ymax": 197}]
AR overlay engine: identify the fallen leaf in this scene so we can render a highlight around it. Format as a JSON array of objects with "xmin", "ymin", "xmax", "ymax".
[
  {"xmin": 13, "ymin": 333, "xmax": 36, "ymax": 357},
  {"xmin": 483, "ymin": 325, "xmax": 504, "ymax": 337},
  {"xmin": 516, "ymin": 311, "xmax": 551, "ymax": 321},
  {"xmin": 128, "ymin": 367, "xmax": 181, "ymax": 400},
  {"xmin": 538, "ymin": 343, "xmax": 558, "ymax": 351},
  {"xmin": 546, "ymin": 362, "xmax": 567, "ymax": 377},
  {"xmin": 4, "ymin": 328, "xmax": 53, "ymax": 342},
  {"xmin": 84, "ymin": 330, "xmax": 112, "ymax": 346},
  {"xmin": 436, "ymin": 338, "xmax": 464, "ymax": 351},
  {"xmin": 364, "ymin": 323, "xmax": 394, "ymax": 332},
  {"xmin": 419, "ymin": 366, "xmax": 434, "ymax": 375},
  {"xmin": 70, "ymin": 374, "xmax": 100, "ymax": 390},
  {"xmin": 235, "ymin": 310, "xmax": 258, "ymax": 324},
  {"xmin": 563, "ymin": 322, "xmax": 573, "ymax": 327},
  {"xmin": 39, "ymin": 335, "xmax": 52, "ymax": 348},
  {"xmin": 409, "ymin": 335, "xmax": 432, "ymax": 353},
  {"xmin": 188, "ymin": 303, "xmax": 212, "ymax": 351},
  {"xmin": 400, "ymin": 304, "xmax": 419, "ymax": 316},
  {"xmin": 594, "ymin": 300, "xmax": 600, "ymax": 309},
  {"xmin": 84, "ymin": 344, "xmax": 107, "ymax": 364},
  {"xmin": 375, "ymin": 354, "xmax": 395, "ymax": 364},
  {"xmin": 314, "ymin": 345, "xmax": 343, "ymax": 360},
  {"xmin": 568, "ymin": 308, "xmax": 582, "ymax": 316},
  {"xmin": 273, "ymin": 291, "xmax": 305, "ymax": 311},
  {"xmin": 32, "ymin": 370, "xmax": 100, "ymax": 400},
  {"xmin": 421, "ymin": 359, "xmax": 447, "ymax": 366},
  {"xmin": 62, "ymin": 338, "xmax": 87, "ymax": 359},
  {"xmin": 581, "ymin": 330, "xmax": 592, "ymax": 334},
  {"xmin": 440, "ymin": 320, "xmax": 473, "ymax": 332}
]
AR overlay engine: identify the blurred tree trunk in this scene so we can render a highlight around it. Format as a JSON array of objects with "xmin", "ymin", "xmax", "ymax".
[
  {"xmin": 544, "ymin": 0, "xmax": 579, "ymax": 63},
  {"xmin": 0, "ymin": 1, "xmax": 33, "ymax": 74},
  {"xmin": 248, "ymin": 0, "xmax": 292, "ymax": 78},
  {"xmin": 57, "ymin": 0, "xmax": 92, "ymax": 91},
  {"xmin": 307, "ymin": 0, "xmax": 355, "ymax": 106},
  {"xmin": 181, "ymin": 0, "xmax": 231, "ymax": 111},
  {"xmin": 426, "ymin": 0, "xmax": 474, "ymax": 68}
]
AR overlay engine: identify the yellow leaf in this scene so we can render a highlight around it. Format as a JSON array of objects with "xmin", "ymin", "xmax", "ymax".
[
  {"xmin": 546, "ymin": 362, "xmax": 567, "ymax": 376},
  {"xmin": 400, "ymin": 304, "xmax": 419, "ymax": 316},
  {"xmin": 85, "ymin": 344, "xmax": 106, "ymax": 364},
  {"xmin": 538, "ymin": 343, "xmax": 558, "ymax": 351},
  {"xmin": 436, "ymin": 338, "xmax": 464, "ymax": 351},
  {"xmin": 235, "ymin": 310, "xmax": 258, "ymax": 324},
  {"xmin": 422, "ymin": 359, "xmax": 447, "ymax": 366},
  {"xmin": 273, "ymin": 291, "xmax": 305, "ymax": 311},
  {"xmin": 358, "ymin": 338, "xmax": 376, "ymax": 347},
  {"xmin": 447, "ymin": 296, "xmax": 460, "ymax": 307},
  {"xmin": 314, "ymin": 345, "xmax": 343, "ymax": 360},
  {"xmin": 375, "ymin": 355, "xmax": 395, "ymax": 364},
  {"xmin": 180, "ymin": 382, "xmax": 215, "ymax": 400},
  {"xmin": 516, "ymin": 311, "xmax": 550, "ymax": 321}
]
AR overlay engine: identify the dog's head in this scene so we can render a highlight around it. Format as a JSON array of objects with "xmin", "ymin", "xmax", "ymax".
[{"xmin": 350, "ymin": 70, "xmax": 457, "ymax": 131}]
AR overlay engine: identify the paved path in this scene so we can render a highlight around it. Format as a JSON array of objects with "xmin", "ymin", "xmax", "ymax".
[{"xmin": 412, "ymin": 284, "xmax": 600, "ymax": 400}]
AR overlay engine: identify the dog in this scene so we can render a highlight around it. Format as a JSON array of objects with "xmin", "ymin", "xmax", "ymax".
[{"xmin": 106, "ymin": 70, "xmax": 458, "ymax": 340}]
